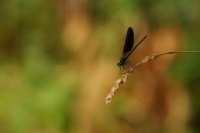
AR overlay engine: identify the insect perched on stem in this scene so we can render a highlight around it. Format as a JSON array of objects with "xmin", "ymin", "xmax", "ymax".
[{"xmin": 117, "ymin": 27, "xmax": 147, "ymax": 68}]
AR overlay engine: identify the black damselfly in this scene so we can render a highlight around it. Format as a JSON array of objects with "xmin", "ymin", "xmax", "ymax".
[{"xmin": 117, "ymin": 27, "xmax": 147, "ymax": 68}]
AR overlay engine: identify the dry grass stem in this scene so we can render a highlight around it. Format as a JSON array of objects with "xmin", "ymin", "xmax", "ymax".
[
  {"xmin": 105, "ymin": 67, "xmax": 133, "ymax": 105},
  {"xmin": 105, "ymin": 51, "xmax": 200, "ymax": 105}
]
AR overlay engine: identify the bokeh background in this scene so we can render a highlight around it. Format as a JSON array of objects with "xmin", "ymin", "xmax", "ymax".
[{"xmin": 1, "ymin": 0, "xmax": 200, "ymax": 133}]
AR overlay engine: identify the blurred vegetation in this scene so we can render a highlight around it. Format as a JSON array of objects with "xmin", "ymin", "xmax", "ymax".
[{"xmin": 0, "ymin": 0, "xmax": 200, "ymax": 133}]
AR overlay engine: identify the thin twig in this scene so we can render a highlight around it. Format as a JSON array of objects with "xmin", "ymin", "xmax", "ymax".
[
  {"xmin": 105, "ymin": 51, "xmax": 200, "ymax": 105},
  {"xmin": 157, "ymin": 51, "xmax": 200, "ymax": 57}
]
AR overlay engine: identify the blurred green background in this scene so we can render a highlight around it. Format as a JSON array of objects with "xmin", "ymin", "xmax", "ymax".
[{"xmin": 1, "ymin": 0, "xmax": 200, "ymax": 133}]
